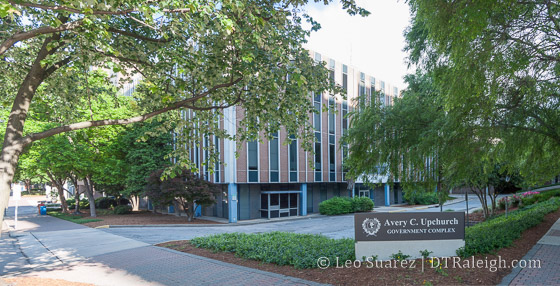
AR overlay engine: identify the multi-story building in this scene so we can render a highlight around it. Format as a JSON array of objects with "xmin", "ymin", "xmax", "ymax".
[{"xmin": 182, "ymin": 51, "xmax": 403, "ymax": 223}]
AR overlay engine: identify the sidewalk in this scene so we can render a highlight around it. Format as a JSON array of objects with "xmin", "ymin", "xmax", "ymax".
[
  {"xmin": 500, "ymin": 218, "xmax": 560, "ymax": 285},
  {"xmin": 1, "ymin": 212, "xmax": 326, "ymax": 286}
]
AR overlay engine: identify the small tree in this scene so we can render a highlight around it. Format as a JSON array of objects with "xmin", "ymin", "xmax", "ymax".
[{"xmin": 145, "ymin": 169, "xmax": 219, "ymax": 222}]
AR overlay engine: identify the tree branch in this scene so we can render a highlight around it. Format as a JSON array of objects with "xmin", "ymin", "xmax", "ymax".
[
  {"xmin": 0, "ymin": 19, "xmax": 83, "ymax": 56},
  {"xmin": 19, "ymin": 76, "xmax": 243, "ymax": 146},
  {"xmin": 9, "ymin": 1, "xmax": 191, "ymax": 15},
  {"xmin": 107, "ymin": 27, "xmax": 171, "ymax": 43}
]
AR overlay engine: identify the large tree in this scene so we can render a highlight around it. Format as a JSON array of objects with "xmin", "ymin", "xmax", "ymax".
[
  {"xmin": 405, "ymin": 0, "xmax": 560, "ymax": 183},
  {"xmin": 0, "ymin": 0, "xmax": 368, "ymax": 224}
]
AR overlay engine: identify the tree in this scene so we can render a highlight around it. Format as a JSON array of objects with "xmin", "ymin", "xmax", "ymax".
[
  {"xmin": 342, "ymin": 72, "xmax": 450, "ymax": 205},
  {"xmin": 405, "ymin": 0, "xmax": 560, "ymax": 183},
  {"xmin": 0, "ymin": 0, "xmax": 368, "ymax": 224},
  {"xmin": 145, "ymin": 169, "xmax": 220, "ymax": 222}
]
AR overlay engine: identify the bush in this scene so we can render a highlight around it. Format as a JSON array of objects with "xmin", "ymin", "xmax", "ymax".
[
  {"xmin": 352, "ymin": 197, "xmax": 374, "ymax": 212},
  {"xmin": 118, "ymin": 197, "xmax": 130, "ymax": 206},
  {"xmin": 457, "ymin": 197, "xmax": 560, "ymax": 257},
  {"xmin": 95, "ymin": 197, "xmax": 117, "ymax": 209},
  {"xmin": 190, "ymin": 232, "xmax": 354, "ymax": 269},
  {"xmin": 66, "ymin": 198, "xmax": 90, "ymax": 209},
  {"xmin": 319, "ymin": 197, "xmax": 353, "ymax": 215},
  {"xmin": 405, "ymin": 191, "xmax": 446, "ymax": 205},
  {"xmin": 521, "ymin": 190, "xmax": 560, "ymax": 206},
  {"xmin": 113, "ymin": 205, "xmax": 132, "ymax": 215}
]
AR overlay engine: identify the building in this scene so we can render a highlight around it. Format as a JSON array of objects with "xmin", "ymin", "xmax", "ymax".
[{"xmin": 173, "ymin": 51, "xmax": 404, "ymax": 222}]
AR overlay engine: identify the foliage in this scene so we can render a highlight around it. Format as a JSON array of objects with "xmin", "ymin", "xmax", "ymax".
[
  {"xmin": 351, "ymin": 197, "xmax": 374, "ymax": 212},
  {"xmin": 66, "ymin": 199, "xmax": 90, "ymax": 209},
  {"xmin": 390, "ymin": 250, "xmax": 411, "ymax": 261},
  {"xmin": 521, "ymin": 190, "xmax": 560, "ymax": 207},
  {"xmin": 190, "ymin": 232, "xmax": 354, "ymax": 269},
  {"xmin": 47, "ymin": 211, "xmax": 102, "ymax": 224},
  {"xmin": 405, "ymin": 191, "xmax": 446, "ymax": 205},
  {"xmin": 457, "ymin": 197, "xmax": 560, "ymax": 257},
  {"xmin": 95, "ymin": 197, "xmax": 117, "ymax": 209},
  {"xmin": 113, "ymin": 205, "xmax": 132, "ymax": 215},
  {"xmin": 319, "ymin": 197, "xmax": 353, "ymax": 215},
  {"xmin": 405, "ymin": 0, "xmax": 560, "ymax": 184},
  {"xmin": 144, "ymin": 168, "xmax": 220, "ymax": 221},
  {"xmin": 419, "ymin": 249, "xmax": 433, "ymax": 257}
]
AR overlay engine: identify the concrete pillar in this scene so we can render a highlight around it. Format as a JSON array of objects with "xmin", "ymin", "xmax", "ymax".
[
  {"xmin": 300, "ymin": 183, "xmax": 307, "ymax": 216},
  {"xmin": 384, "ymin": 183, "xmax": 390, "ymax": 206},
  {"xmin": 352, "ymin": 184, "xmax": 356, "ymax": 198},
  {"xmin": 228, "ymin": 183, "xmax": 238, "ymax": 223}
]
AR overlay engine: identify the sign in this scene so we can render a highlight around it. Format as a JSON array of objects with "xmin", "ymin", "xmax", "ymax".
[
  {"xmin": 13, "ymin": 185, "xmax": 21, "ymax": 201},
  {"xmin": 355, "ymin": 212, "xmax": 465, "ymax": 260},
  {"xmin": 355, "ymin": 212, "xmax": 465, "ymax": 241}
]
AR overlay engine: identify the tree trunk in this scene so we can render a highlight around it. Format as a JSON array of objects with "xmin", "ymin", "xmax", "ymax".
[
  {"xmin": 54, "ymin": 180, "xmax": 68, "ymax": 213},
  {"xmin": 131, "ymin": 195, "xmax": 140, "ymax": 211},
  {"xmin": 83, "ymin": 176, "xmax": 96, "ymax": 217}
]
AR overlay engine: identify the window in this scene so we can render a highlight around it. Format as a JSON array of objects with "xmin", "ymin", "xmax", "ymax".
[
  {"xmin": 370, "ymin": 77, "xmax": 376, "ymax": 104},
  {"xmin": 342, "ymin": 65, "xmax": 348, "ymax": 92},
  {"xmin": 270, "ymin": 132, "xmax": 279, "ymax": 182},
  {"xmin": 214, "ymin": 136, "xmax": 220, "ymax": 183},
  {"xmin": 358, "ymin": 82, "xmax": 365, "ymax": 109},
  {"xmin": 328, "ymin": 96, "xmax": 336, "ymax": 181},
  {"xmin": 288, "ymin": 135, "xmax": 297, "ymax": 182},
  {"xmin": 394, "ymin": 87, "xmax": 399, "ymax": 97},
  {"xmin": 328, "ymin": 59, "xmax": 335, "ymax": 86},
  {"xmin": 313, "ymin": 92, "xmax": 322, "ymax": 182},
  {"xmin": 342, "ymin": 100, "xmax": 348, "ymax": 134},
  {"xmin": 203, "ymin": 136, "xmax": 209, "ymax": 180},
  {"xmin": 314, "ymin": 52, "xmax": 321, "ymax": 62},
  {"xmin": 248, "ymin": 140, "xmax": 258, "ymax": 182}
]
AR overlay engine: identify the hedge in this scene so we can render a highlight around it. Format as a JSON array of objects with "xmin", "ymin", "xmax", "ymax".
[
  {"xmin": 521, "ymin": 190, "xmax": 560, "ymax": 206},
  {"xmin": 457, "ymin": 197, "xmax": 560, "ymax": 257},
  {"xmin": 191, "ymin": 232, "xmax": 355, "ymax": 269},
  {"xmin": 319, "ymin": 196, "xmax": 374, "ymax": 215}
]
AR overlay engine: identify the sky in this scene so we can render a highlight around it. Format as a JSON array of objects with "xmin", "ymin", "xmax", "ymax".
[{"xmin": 302, "ymin": 0, "xmax": 412, "ymax": 90}]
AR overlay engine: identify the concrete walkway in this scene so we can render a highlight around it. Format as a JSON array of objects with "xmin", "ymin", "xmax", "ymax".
[
  {"xmin": 1, "ymin": 212, "xmax": 325, "ymax": 285},
  {"xmin": 500, "ymin": 218, "xmax": 560, "ymax": 285}
]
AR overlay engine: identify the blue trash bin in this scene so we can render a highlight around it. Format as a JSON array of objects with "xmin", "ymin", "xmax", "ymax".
[{"xmin": 40, "ymin": 206, "xmax": 47, "ymax": 215}]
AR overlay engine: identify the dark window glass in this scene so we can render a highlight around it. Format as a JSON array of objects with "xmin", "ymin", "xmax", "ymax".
[
  {"xmin": 280, "ymin": 194, "xmax": 289, "ymax": 208},
  {"xmin": 290, "ymin": 209, "xmax": 298, "ymax": 216},
  {"xmin": 314, "ymin": 91, "xmax": 321, "ymax": 103},
  {"xmin": 270, "ymin": 172, "xmax": 279, "ymax": 182},
  {"xmin": 270, "ymin": 133, "xmax": 279, "ymax": 182},
  {"xmin": 290, "ymin": 193, "xmax": 298, "ymax": 208},
  {"xmin": 214, "ymin": 136, "xmax": 220, "ymax": 182},
  {"xmin": 289, "ymin": 136, "xmax": 297, "ymax": 172},
  {"xmin": 248, "ymin": 140, "xmax": 258, "ymax": 182},
  {"xmin": 270, "ymin": 194, "xmax": 279, "ymax": 206},
  {"xmin": 328, "ymin": 96, "xmax": 335, "ymax": 134},
  {"xmin": 290, "ymin": 172, "xmax": 297, "ymax": 182},
  {"xmin": 314, "ymin": 142, "xmax": 321, "ymax": 170},
  {"xmin": 270, "ymin": 210, "xmax": 280, "ymax": 218},
  {"xmin": 314, "ymin": 102, "xmax": 321, "ymax": 131},
  {"xmin": 261, "ymin": 194, "xmax": 268, "ymax": 209},
  {"xmin": 342, "ymin": 74, "xmax": 348, "ymax": 91}
]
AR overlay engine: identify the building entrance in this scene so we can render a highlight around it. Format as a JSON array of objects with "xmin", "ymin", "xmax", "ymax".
[{"xmin": 260, "ymin": 191, "xmax": 299, "ymax": 219}]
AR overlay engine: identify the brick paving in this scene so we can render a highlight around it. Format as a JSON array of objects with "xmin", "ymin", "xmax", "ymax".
[
  {"xmin": 503, "ymin": 218, "xmax": 560, "ymax": 286},
  {"xmin": 91, "ymin": 246, "xmax": 322, "ymax": 286}
]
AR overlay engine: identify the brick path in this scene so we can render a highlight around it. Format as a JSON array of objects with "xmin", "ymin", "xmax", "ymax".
[{"xmin": 501, "ymin": 218, "xmax": 560, "ymax": 285}]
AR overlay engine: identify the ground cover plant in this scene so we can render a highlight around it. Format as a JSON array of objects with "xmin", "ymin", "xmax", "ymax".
[
  {"xmin": 457, "ymin": 197, "xmax": 560, "ymax": 257},
  {"xmin": 190, "ymin": 232, "xmax": 355, "ymax": 269}
]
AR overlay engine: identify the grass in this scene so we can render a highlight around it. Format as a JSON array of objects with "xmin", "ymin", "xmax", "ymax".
[{"xmin": 47, "ymin": 211, "xmax": 103, "ymax": 224}]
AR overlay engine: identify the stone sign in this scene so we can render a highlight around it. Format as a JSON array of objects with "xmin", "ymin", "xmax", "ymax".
[{"xmin": 355, "ymin": 212, "xmax": 465, "ymax": 260}]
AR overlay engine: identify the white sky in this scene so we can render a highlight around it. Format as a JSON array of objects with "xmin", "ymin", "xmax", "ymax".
[{"xmin": 302, "ymin": 0, "xmax": 412, "ymax": 89}]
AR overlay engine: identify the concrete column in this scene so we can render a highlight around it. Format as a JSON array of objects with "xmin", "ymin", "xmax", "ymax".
[
  {"xmin": 384, "ymin": 183, "xmax": 390, "ymax": 206},
  {"xmin": 228, "ymin": 183, "xmax": 238, "ymax": 223},
  {"xmin": 352, "ymin": 183, "xmax": 356, "ymax": 198},
  {"xmin": 300, "ymin": 183, "xmax": 307, "ymax": 216}
]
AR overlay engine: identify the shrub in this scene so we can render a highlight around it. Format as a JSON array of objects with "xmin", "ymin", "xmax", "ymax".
[
  {"xmin": 67, "ymin": 198, "xmax": 90, "ymax": 209},
  {"xmin": 95, "ymin": 197, "xmax": 117, "ymax": 209},
  {"xmin": 190, "ymin": 232, "xmax": 354, "ymax": 269},
  {"xmin": 521, "ymin": 190, "xmax": 560, "ymax": 206},
  {"xmin": 352, "ymin": 197, "xmax": 374, "ymax": 212},
  {"xmin": 118, "ymin": 197, "xmax": 130, "ymax": 206},
  {"xmin": 319, "ymin": 197, "xmax": 353, "ymax": 215},
  {"xmin": 457, "ymin": 197, "xmax": 560, "ymax": 257},
  {"xmin": 405, "ymin": 191, "xmax": 441, "ymax": 205},
  {"xmin": 113, "ymin": 205, "xmax": 132, "ymax": 215}
]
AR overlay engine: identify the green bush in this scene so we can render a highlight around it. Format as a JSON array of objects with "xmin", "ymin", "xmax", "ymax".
[
  {"xmin": 319, "ymin": 197, "xmax": 353, "ymax": 215},
  {"xmin": 191, "ymin": 232, "xmax": 354, "ymax": 269},
  {"xmin": 95, "ymin": 197, "xmax": 117, "ymax": 209},
  {"xmin": 457, "ymin": 197, "xmax": 560, "ymax": 257},
  {"xmin": 66, "ymin": 198, "xmax": 90, "ymax": 209},
  {"xmin": 352, "ymin": 197, "xmax": 374, "ymax": 212},
  {"xmin": 521, "ymin": 190, "xmax": 560, "ymax": 206},
  {"xmin": 113, "ymin": 205, "xmax": 132, "ymax": 215},
  {"xmin": 47, "ymin": 211, "xmax": 102, "ymax": 224},
  {"xmin": 405, "ymin": 191, "xmax": 445, "ymax": 205}
]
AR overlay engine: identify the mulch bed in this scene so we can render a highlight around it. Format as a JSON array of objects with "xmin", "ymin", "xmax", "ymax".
[
  {"xmin": 467, "ymin": 207, "xmax": 520, "ymax": 224},
  {"xmin": 159, "ymin": 208, "xmax": 560, "ymax": 285},
  {"xmin": 65, "ymin": 210, "xmax": 223, "ymax": 227}
]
